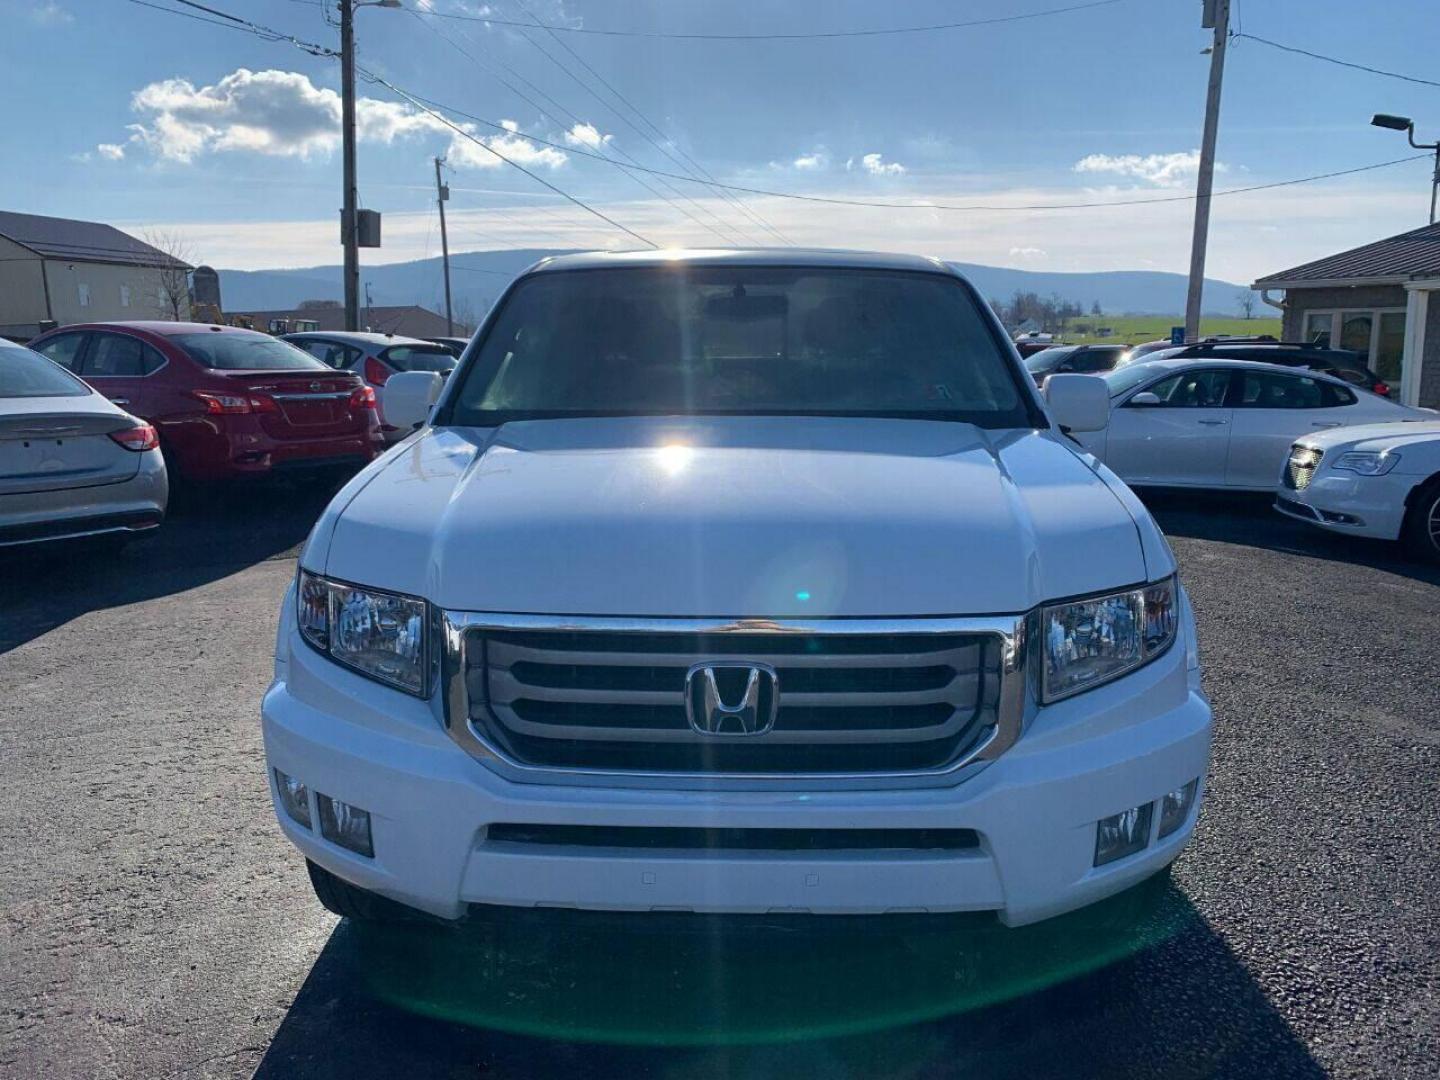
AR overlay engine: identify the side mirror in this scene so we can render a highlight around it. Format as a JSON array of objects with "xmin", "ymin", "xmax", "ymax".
[
  {"xmin": 383, "ymin": 370, "xmax": 444, "ymax": 432},
  {"xmin": 1044, "ymin": 373, "xmax": 1110, "ymax": 432},
  {"xmin": 1129, "ymin": 391, "xmax": 1162, "ymax": 406}
]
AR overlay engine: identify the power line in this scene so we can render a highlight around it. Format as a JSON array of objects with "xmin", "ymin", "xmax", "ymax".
[
  {"xmin": 410, "ymin": 11, "xmax": 752, "ymax": 246},
  {"xmin": 507, "ymin": 0, "xmax": 792, "ymax": 244},
  {"xmin": 1232, "ymin": 32, "xmax": 1440, "ymax": 90},
  {"xmin": 395, "ymin": 87, "xmax": 1433, "ymax": 212},
  {"xmin": 123, "ymin": 0, "xmax": 659, "ymax": 248},
  {"xmin": 422, "ymin": 0, "xmax": 1123, "ymax": 40}
]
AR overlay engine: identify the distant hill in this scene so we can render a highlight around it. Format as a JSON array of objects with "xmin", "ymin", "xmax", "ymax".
[{"xmin": 217, "ymin": 249, "xmax": 1252, "ymax": 318}]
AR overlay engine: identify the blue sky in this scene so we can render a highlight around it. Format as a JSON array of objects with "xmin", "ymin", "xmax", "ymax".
[{"xmin": 2, "ymin": 0, "xmax": 1437, "ymax": 281}]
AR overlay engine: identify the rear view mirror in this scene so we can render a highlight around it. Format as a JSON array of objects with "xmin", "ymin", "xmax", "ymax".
[
  {"xmin": 384, "ymin": 370, "xmax": 444, "ymax": 432},
  {"xmin": 1044, "ymin": 374, "xmax": 1110, "ymax": 432},
  {"xmin": 1129, "ymin": 391, "xmax": 1162, "ymax": 406}
]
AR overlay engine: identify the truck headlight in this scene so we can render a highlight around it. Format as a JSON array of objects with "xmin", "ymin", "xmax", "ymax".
[
  {"xmin": 1041, "ymin": 576, "xmax": 1178, "ymax": 703},
  {"xmin": 297, "ymin": 569, "xmax": 429, "ymax": 696},
  {"xmin": 1330, "ymin": 451, "xmax": 1399, "ymax": 476}
]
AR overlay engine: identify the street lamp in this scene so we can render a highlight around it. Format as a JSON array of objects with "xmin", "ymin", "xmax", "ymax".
[
  {"xmin": 1371, "ymin": 113, "xmax": 1440, "ymax": 225},
  {"xmin": 340, "ymin": 0, "xmax": 402, "ymax": 331}
]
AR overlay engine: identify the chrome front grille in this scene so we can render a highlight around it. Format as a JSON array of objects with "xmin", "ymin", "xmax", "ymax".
[
  {"xmin": 441, "ymin": 614, "xmax": 1032, "ymax": 788},
  {"xmin": 1285, "ymin": 445, "xmax": 1323, "ymax": 490}
]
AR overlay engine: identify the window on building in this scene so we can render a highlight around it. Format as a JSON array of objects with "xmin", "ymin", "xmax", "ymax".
[
  {"xmin": 76, "ymin": 282, "xmax": 90, "ymax": 308},
  {"xmin": 120, "ymin": 284, "xmax": 131, "ymax": 308},
  {"xmin": 1298, "ymin": 307, "xmax": 1406, "ymax": 393}
]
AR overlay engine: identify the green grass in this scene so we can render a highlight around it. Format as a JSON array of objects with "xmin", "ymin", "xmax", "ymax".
[{"xmin": 1056, "ymin": 314, "xmax": 1282, "ymax": 345}]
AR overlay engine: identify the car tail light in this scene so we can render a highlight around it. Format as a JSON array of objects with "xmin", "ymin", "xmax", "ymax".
[
  {"xmin": 193, "ymin": 391, "xmax": 278, "ymax": 415},
  {"xmin": 363, "ymin": 356, "xmax": 391, "ymax": 386},
  {"xmin": 349, "ymin": 384, "xmax": 377, "ymax": 410},
  {"xmin": 1373, "ymin": 382, "xmax": 1390, "ymax": 396},
  {"xmin": 108, "ymin": 423, "xmax": 159, "ymax": 452}
]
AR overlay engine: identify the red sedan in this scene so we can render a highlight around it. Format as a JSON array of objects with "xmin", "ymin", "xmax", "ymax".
[{"xmin": 28, "ymin": 322, "xmax": 383, "ymax": 482}]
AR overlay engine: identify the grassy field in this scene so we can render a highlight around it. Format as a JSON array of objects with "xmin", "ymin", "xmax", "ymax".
[{"xmin": 1056, "ymin": 314, "xmax": 1282, "ymax": 345}]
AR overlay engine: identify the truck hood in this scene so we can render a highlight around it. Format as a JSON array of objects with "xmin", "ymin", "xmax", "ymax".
[{"xmin": 316, "ymin": 416, "xmax": 1159, "ymax": 617}]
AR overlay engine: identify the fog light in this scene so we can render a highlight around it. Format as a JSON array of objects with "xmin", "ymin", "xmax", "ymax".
[
  {"xmin": 1158, "ymin": 778, "xmax": 1199, "ymax": 839},
  {"xmin": 317, "ymin": 793, "xmax": 374, "ymax": 858},
  {"xmin": 1094, "ymin": 803, "xmax": 1153, "ymax": 867},
  {"xmin": 274, "ymin": 768, "xmax": 311, "ymax": 829}
]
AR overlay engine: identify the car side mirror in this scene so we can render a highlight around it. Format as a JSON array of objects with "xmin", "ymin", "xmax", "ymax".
[
  {"xmin": 1044, "ymin": 374, "xmax": 1110, "ymax": 432},
  {"xmin": 384, "ymin": 370, "xmax": 444, "ymax": 432},
  {"xmin": 1128, "ymin": 391, "xmax": 1162, "ymax": 406}
]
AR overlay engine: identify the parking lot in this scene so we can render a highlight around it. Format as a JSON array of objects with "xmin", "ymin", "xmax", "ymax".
[{"xmin": 2, "ymin": 482, "xmax": 1438, "ymax": 1079}]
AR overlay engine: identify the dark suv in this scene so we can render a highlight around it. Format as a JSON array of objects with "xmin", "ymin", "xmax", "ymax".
[
  {"xmin": 1156, "ymin": 341, "xmax": 1391, "ymax": 396},
  {"xmin": 1022, "ymin": 344, "xmax": 1132, "ymax": 385}
]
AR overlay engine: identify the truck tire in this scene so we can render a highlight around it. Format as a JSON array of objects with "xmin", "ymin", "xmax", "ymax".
[
  {"xmin": 1402, "ymin": 478, "xmax": 1440, "ymax": 564},
  {"xmin": 306, "ymin": 860, "xmax": 413, "ymax": 922}
]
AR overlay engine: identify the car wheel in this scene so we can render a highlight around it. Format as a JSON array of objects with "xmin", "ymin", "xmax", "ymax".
[
  {"xmin": 1402, "ymin": 479, "xmax": 1440, "ymax": 564},
  {"xmin": 306, "ymin": 860, "xmax": 413, "ymax": 922}
]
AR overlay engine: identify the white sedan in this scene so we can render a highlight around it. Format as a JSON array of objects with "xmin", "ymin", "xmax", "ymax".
[
  {"xmin": 1274, "ymin": 421, "xmax": 1440, "ymax": 562},
  {"xmin": 1070, "ymin": 358, "xmax": 1427, "ymax": 491}
]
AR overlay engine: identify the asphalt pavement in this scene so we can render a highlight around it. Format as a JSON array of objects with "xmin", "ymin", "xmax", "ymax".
[{"xmin": 2, "ymin": 480, "xmax": 1438, "ymax": 1079}]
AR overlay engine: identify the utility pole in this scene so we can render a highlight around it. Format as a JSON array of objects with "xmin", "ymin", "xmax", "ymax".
[
  {"xmin": 1184, "ymin": 0, "xmax": 1229, "ymax": 343},
  {"xmin": 434, "ymin": 157, "xmax": 454, "ymax": 335},
  {"xmin": 339, "ymin": 0, "xmax": 360, "ymax": 332}
]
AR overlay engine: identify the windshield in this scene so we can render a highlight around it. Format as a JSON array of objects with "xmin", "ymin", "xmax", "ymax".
[
  {"xmin": 171, "ymin": 332, "xmax": 328, "ymax": 371},
  {"xmin": 1023, "ymin": 346, "xmax": 1077, "ymax": 374},
  {"xmin": 0, "ymin": 344, "xmax": 90, "ymax": 398},
  {"xmin": 447, "ymin": 267, "xmax": 1033, "ymax": 427},
  {"xmin": 383, "ymin": 345, "xmax": 457, "ymax": 374},
  {"xmin": 1101, "ymin": 361, "xmax": 1173, "ymax": 396}
]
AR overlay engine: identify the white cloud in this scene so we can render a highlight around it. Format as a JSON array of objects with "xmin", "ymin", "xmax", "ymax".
[
  {"xmin": 563, "ymin": 122, "xmax": 612, "ymax": 150},
  {"xmin": 1008, "ymin": 246, "xmax": 1046, "ymax": 258},
  {"xmin": 96, "ymin": 143, "xmax": 126, "ymax": 161},
  {"xmin": 1073, "ymin": 150, "xmax": 1227, "ymax": 188},
  {"xmin": 792, "ymin": 152, "xmax": 827, "ymax": 171},
  {"xmin": 860, "ymin": 152, "xmax": 906, "ymax": 176},
  {"xmin": 113, "ymin": 68, "xmax": 567, "ymax": 171},
  {"xmin": 29, "ymin": 2, "xmax": 71, "ymax": 25}
]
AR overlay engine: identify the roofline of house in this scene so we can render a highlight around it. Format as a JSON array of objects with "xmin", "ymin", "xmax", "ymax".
[{"xmin": 1249, "ymin": 275, "xmax": 1409, "ymax": 291}]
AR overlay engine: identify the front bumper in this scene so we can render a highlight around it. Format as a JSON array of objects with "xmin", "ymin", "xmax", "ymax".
[
  {"xmin": 262, "ymin": 595, "xmax": 1212, "ymax": 929},
  {"xmin": 1273, "ymin": 470, "xmax": 1412, "ymax": 541}
]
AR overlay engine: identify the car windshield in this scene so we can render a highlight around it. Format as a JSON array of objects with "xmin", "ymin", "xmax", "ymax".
[
  {"xmin": 383, "ymin": 345, "xmax": 457, "ymax": 374},
  {"xmin": 0, "ymin": 344, "xmax": 90, "ymax": 397},
  {"xmin": 1023, "ymin": 346, "xmax": 1077, "ymax": 373},
  {"xmin": 1102, "ymin": 361, "xmax": 1173, "ymax": 396},
  {"xmin": 447, "ymin": 267, "xmax": 1033, "ymax": 427},
  {"xmin": 171, "ymin": 332, "xmax": 328, "ymax": 371}
]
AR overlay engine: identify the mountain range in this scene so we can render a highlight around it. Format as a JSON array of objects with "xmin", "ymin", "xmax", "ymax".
[{"xmin": 215, "ymin": 249, "xmax": 1253, "ymax": 318}]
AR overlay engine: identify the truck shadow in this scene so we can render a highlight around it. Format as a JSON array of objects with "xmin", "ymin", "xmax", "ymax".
[
  {"xmin": 1139, "ymin": 488, "xmax": 1440, "ymax": 587},
  {"xmin": 0, "ymin": 477, "xmax": 338, "ymax": 654},
  {"xmin": 253, "ymin": 879, "xmax": 1323, "ymax": 1079}
]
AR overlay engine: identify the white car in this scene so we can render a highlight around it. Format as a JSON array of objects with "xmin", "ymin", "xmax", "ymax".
[
  {"xmin": 1, "ymin": 339, "xmax": 167, "ymax": 548},
  {"xmin": 1275, "ymin": 421, "xmax": 1440, "ymax": 562},
  {"xmin": 261, "ymin": 249, "xmax": 1211, "ymax": 930},
  {"xmin": 1070, "ymin": 358, "xmax": 1425, "ymax": 490},
  {"xmin": 281, "ymin": 331, "xmax": 457, "ymax": 442}
]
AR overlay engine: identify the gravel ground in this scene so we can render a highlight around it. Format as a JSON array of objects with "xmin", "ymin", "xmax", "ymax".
[{"xmin": 1, "ymin": 483, "xmax": 1437, "ymax": 1079}]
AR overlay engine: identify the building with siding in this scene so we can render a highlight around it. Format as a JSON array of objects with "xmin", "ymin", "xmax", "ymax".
[
  {"xmin": 1252, "ymin": 222, "xmax": 1440, "ymax": 407},
  {"xmin": 0, "ymin": 211, "xmax": 190, "ymax": 340}
]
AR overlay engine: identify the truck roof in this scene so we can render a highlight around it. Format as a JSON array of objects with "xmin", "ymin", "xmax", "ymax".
[{"xmin": 524, "ymin": 248, "xmax": 956, "ymax": 276}]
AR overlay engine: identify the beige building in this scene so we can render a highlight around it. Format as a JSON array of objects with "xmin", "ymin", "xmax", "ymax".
[{"xmin": 0, "ymin": 211, "xmax": 191, "ymax": 341}]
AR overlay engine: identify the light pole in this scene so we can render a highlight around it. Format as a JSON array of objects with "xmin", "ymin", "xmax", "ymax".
[
  {"xmin": 340, "ymin": 0, "xmax": 401, "ymax": 332},
  {"xmin": 1371, "ymin": 114, "xmax": 1439, "ymax": 225}
]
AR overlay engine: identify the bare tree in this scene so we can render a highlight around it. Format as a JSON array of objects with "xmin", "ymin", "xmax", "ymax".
[
  {"xmin": 1235, "ymin": 289, "xmax": 1257, "ymax": 320},
  {"xmin": 141, "ymin": 228, "xmax": 194, "ymax": 321}
]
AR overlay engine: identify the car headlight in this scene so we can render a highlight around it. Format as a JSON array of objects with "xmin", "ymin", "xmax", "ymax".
[
  {"xmin": 1041, "ymin": 576, "xmax": 1179, "ymax": 703},
  {"xmin": 1330, "ymin": 451, "xmax": 1399, "ymax": 476},
  {"xmin": 297, "ymin": 569, "xmax": 429, "ymax": 696}
]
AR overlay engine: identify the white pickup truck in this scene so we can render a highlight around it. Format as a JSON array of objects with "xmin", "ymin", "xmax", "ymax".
[{"xmin": 262, "ymin": 250, "xmax": 1211, "ymax": 928}]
